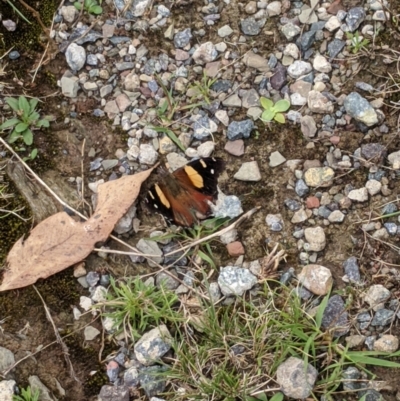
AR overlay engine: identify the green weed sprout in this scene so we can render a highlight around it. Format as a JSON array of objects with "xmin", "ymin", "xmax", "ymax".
[
  {"xmin": 0, "ymin": 96, "xmax": 51, "ymax": 160},
  {"xmin": 13, "ymin": 386, "xmax": 40, "ymax": 401},
  {"xmin": 260, "ymin": 97, "xmax": 290, "ymax": 124},
  {"xmin": 346, "ymin": 31, "xmax": 370, "ymax": 54},
  {"xmin": 74, "ymin": 0, "xmax": 103, "ymax": 15}
]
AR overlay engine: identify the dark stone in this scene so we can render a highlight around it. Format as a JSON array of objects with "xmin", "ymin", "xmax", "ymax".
[
  {"xmin": 327, "ymin": 39, "xmax": 345, "ymax": 59},
  {"xmin": 270, "ymin": 63, "xmax": 287, "ymax": 90},
  {"xmin": 98, "ymin": 385, "xmax": 129, "ymax": 401},
  {"xmin": 321, "ymin": 295, "xmax": 349, "ymax": 337},
  {"xmin": 240, "ymin": 17, "xmax": 262, "ymax": 35},
  {"xmin": 211, "ymin": 79, "xmax": 232, "ymax": 92},
  {"xmin": 139, "ymin": 366, "xmax": 167, "ymax": 398},
  {"xmin": 370, "ymin": 309, "xmax": 394, "ymax": 326},
  {"xmin": 295, "ymin": 179, "xmax": 309, "ymax": 197},
  {"xmin": 297, "ymin": 30, "xmax": 316, "ymax": 51},
  {"xmin": 361, "ymin": 143, "xmax": 387, "ymax": 162},
  {"xmin": 284, "ymin": 199, "xmax": 302, "ymax": 211},
  {"xmin": 227, "ymin": 119, "xmax": 254, "ymax": 140}
]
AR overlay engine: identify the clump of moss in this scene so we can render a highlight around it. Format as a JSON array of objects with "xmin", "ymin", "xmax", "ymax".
[
  {"xmin": 35, "ymin": 270, "xmax": 81, "ymax": 311},
  {"xmin": 0, "ymin": 176, "xmax": 31, "ymax": 264},
  {"xmin": 0, "ymin": 0, "xmax": 58, "ymax": 55}
]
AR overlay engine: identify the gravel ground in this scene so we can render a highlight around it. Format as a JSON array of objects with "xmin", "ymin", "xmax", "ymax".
[{"xmin": 1, "ymin": 0, "xmax": 400, "ymax": 399}]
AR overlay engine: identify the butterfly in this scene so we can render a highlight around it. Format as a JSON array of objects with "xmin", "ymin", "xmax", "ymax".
[{"xmin": 145, "ymin": 157, "xmax": 224, "ymax": 226}]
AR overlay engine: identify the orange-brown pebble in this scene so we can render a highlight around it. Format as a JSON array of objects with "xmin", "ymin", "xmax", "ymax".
[
  {"xmin": 306, "ymin": 196, "xmax": 320, "ymax": 209},
  {"xmin": 226, "ymin": 241, "xmax": 245, "ymax": 257}
]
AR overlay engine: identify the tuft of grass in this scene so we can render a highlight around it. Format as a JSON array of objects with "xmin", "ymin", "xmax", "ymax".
[
  {"xmin": 95, "ymin": 277, "xmax": 181, "ymax": 340},
  {"xmin": 162, "ymin": 282, "xmax": 400, "ymax": 400},
  {"xmin": 189, "ymin": 72, "xmax": 218, "ymax": 105},
  {"xmin": 13, "ymin": 386, "xmax": 40, "ymax": 401}
]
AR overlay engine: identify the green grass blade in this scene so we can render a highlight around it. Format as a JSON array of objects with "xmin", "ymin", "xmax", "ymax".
[{"xmin": 151, "ymin": 127, "xmax": 185, "ymax": 151}]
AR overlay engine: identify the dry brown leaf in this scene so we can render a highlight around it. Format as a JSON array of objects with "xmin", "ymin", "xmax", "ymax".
[{"xmin": 0, "ymin": 168, "xmax": 154, "ymax": 292}]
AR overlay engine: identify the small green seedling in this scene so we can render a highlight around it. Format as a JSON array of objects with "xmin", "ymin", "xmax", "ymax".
[
  {"xmin": 13, "ymin": 386, "xmax": 40, "ymax": 401},
  {"xmin": 0, "ymin": 96, "xmax": 51, "ymax": 160},
  {"xmin": 260, "ymin": 97, "xmax": 290, "ymax": 124},
  {"xmin": 346, "ymin": 31, "xmax": 370, "ymax": 54},
  {"xmin": 189, "ymin": 72, "xmax": 217, "ymax": 105},
  {"xmin": 74, "ymin": 0, "xmax": 103, "ymax": 15}
]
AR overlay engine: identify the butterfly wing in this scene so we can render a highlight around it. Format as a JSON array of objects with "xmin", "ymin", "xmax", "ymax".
[{"xmin": 145, "ymin": 157, "xmax": 224, "ymax": 226}]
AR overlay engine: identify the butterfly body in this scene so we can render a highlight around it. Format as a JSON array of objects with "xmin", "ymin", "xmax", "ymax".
[{"xmin": 146, "ymin": 157, "xmax": 224, "ymax": 226}]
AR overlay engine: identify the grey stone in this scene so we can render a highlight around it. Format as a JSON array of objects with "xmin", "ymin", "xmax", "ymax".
[
  {"xmin": 155, "ymin": 270, "xmax": 179, "ymax": 291},
  {"xmin": 227, "ymin": 119, "xmax": 254, "ymax": 140},
  {"xmin": 174, "ymin": 28, "xmax": 192, "ymax": 48},
  {"xmin": 344, "ymin": 92, "xmax": 378, "ymax": 127},
  {"xmin": 241, "ymin": 17, "xmax": 263, "ymax": 35},
  {"xmin": 0, "ymin": 380, "xmax": 16, "ymax": 401},
  {"xmin": 269, "ymin": 151, "xmax": 286, "ymax": 167},
  {"xmin": 371, "ymin": 309, "xmax": 394, "ymax": 326},
  {"xmin": 343, "ymin": 256, "xmax": 361, "ymax": 283},
  {"xmin": 287, "ymin": 61, "xmax": 312, "ymax": 79},
  {"xmin": 276, "ymin": 357, "xmax": 318, "ymax": 399},
  {"xmin": 139, "ymin": 366, "xmax": 167, "ymax": 398},
  {"xmin": 65, "ymin": 43, "xmax": 86, "ymax": 71},
  {"xmin": 139, "ymin": 144, "xmax": 158, "ymax": 165},
  {"xmin": 281, "ymin": 22, "xmax": 301, "ymax": 40},
  {"xmin": 304, "ymin": 226, "xmax": 326, "ymax": 251},
  {"xmin": 234, "ymin": 161, "xmax": 261, "ymax": 181},
  {"xmin": 346, "ymin": 7, "xmax": 366, "ymax": 32},
  {"xmin": 136, "ymin": 238, "xmax": 163, "ymax": 266},
  {"xmin": 327, "ymin": 39, "xmax": 345, "ymax": 58},
  {"xmin": 265, "ymin": 213, "xmax": 284, "ymax": 232},
  {"xmin": 84, "ymin": 326, "xmax": 101, "ymax": 341},
  {"xmin": 98, "ymin": 385, "xmax": 129, "ymax": 401},
  {"xmin": 294, "ymin": 179, "xmax": 310, "ymax": 198},
  {"xmin": 0, "ymin": 347, "xmax": 15, "ymax": 372},
  {"xmin": 218, "ymin": 266, "xmax": 257, "ymax": 296},
  {"xmin": 134, "ymin": 325, "xmax": 172, "ymax": 365}
]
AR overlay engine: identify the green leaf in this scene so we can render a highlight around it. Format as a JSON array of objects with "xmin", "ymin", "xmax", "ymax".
[
  {"xmin": 29, "ymin": 98, "xmax": 39, "ymax": 112},
  {"xmin": 6, "ymin": 97, "xmax": 19, "ymax": 111},
  {"xmin": 15, "ymin": 122, "xmax": 29, "ymax": 133},
  {"xmin": 8, "ymin": 130, "xmax": 21, "ymax": 143},
  {"xmin": 30, "ymin": 148, "xmax": 38, "ymax": 159},
  {"xmin": 261, "ymin": 109, "xmax": 275, "ymax": 122},
  {"xmin": 18, "ymin": 96, "xmax": 30, "ymax": 116},
  {"xmin": 151, "ymin": 127, "xmax": 185, "ymax": 151},
  {"xmin": 274, "ymin": 99, "xmax": 290, "ymax": 112},
  {"xmin": 315, "ymin": 293, "xmax": 330, "ymax": 328},
  {"xmin": 90, "ymin": 5, "xmax": 102, "ymax": 14},
  {"xmin": 274, "ymin": 113, "xmax": 286, "ymax": 124},
  {"xmin": 260, "ymin": 97, "xmax": 274, "ymax": 110},
  {"xmin": 37, "ymin": 119, "xmax": 50, "ymax": 128},
  {"xmin": 270, "ymin": 393, "xmax": 284, "ymax": 401},
  {"xmin": 23, "ymin": 129, "xmax": 33, "ymax": 145},
  {"xmin": 28, "ymin": 111, "xmax": 40, "ymax": 122},
  {"xmin": 0, "ymin": 118, "xmax": 20, "ymax": 130},
  {"xmin": 74, "ymin": 1, "xmax": 82, "ymax": 10}
]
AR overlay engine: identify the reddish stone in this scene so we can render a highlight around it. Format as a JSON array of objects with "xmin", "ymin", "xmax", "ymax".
[
  {"xmin": 327, "ymin": 0, "xmax": 345, "ymax": 15},
  {"xmin": 330, "ymin": 135, "xmax": 340, "ymax": 145},
  {"xmin": 224, "ymin": 140, "xmax": 245, "ymax": 156},
  {"xmin": 306, "ymin": 196, "xmax": 320, "ymax": 209},
  {"xmin": 226, "ymin": 241, "xmax": 245, "ymax": 257}
]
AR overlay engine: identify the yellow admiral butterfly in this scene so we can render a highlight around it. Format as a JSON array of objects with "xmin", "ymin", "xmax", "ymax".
[{"xmin": 145, "ymin": 157, "xmax": 224, "ymax": 226}]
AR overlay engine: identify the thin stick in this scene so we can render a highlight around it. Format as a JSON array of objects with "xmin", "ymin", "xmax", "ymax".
[{"xmin": 32, "ymin": 285, "xmax": 80, "ymax": 382}]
